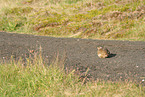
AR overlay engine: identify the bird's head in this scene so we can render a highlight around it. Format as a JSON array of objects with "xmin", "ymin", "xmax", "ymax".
[{"xmin": 97, "ymin": 46, "xmax": 103, "ymax": 50}]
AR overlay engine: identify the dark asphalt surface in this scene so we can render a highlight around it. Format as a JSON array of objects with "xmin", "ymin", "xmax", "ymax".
[{"xmin": 0, "ymin": 32, "xmax": 145, "ymax": 85}]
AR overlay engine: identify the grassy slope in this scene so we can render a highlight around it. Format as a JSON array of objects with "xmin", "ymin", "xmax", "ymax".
[
  {"xmin": 0, "ymin": 54, "xmax": 145, "ymax": 97},
  {"xmin": 0, "ymin": 0, "xmax": 145, "ymax": 41}
]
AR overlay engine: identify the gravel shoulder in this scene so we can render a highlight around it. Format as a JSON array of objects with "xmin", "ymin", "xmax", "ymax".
[{"xmin": 0, "ymin": 32, "xmax": 145, "ymax": 84}]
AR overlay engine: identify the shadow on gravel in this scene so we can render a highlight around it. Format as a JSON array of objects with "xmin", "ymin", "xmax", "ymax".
[{"xmin": 108, "ymin": 54, "xmax": 116, "ymax": 58}]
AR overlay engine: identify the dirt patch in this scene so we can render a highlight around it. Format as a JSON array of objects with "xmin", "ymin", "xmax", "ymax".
[{"xmin": 0, "ymin": 32, "xmax": 145, "ymax": 85}]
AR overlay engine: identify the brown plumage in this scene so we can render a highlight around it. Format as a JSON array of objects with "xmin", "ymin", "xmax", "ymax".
[{"xmin": 97, "ymin": 46, "xmax": 110, "ymax": 58}]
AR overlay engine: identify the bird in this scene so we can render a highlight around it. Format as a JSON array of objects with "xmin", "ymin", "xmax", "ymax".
[{"xmin": 97, "ymin": 46, "xmax": 110, "ymax": 58}]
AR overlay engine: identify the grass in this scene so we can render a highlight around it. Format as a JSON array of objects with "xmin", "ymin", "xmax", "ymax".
[
  {"xmin": 0, "ymin": 0, "xmax": 145, "ymax": 41},
  {"xmin": 0, "ymin": 53, "xmax": 145, "ymax": 97}
]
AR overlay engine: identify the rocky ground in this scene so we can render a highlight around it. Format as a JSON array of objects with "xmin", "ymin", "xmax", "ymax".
[{"xmin": 0, "ymin": 32, "xmax": 145, "ymax": 85}]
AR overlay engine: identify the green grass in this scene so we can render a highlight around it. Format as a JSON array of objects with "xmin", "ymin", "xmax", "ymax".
[
  {"xmin": 0, "ymin": 53, "xmax": 145, "ymax": 97},
  {"xmin": 0, "ymin": 0, "xmax": 145, "ymax": 41}
]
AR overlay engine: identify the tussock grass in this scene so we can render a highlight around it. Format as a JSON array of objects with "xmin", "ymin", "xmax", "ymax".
[
  {"xmin": 0, "ymin": 53, "xmax": 145, "ymax": 96},
  {"xmin": 0, "ymin": 0, "xmax": 145, "ymax": 41}
]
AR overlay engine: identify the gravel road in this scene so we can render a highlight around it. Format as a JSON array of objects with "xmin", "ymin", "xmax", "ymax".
[{"xmin": 0, "ymin": 32, "xmax": 145, "ymax": 85}]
